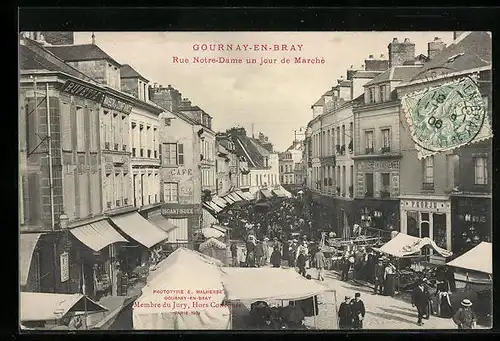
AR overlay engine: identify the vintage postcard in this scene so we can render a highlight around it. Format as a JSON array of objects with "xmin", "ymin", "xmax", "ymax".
[{"xmin": 19, "ymin": 30, "xmax": 492, "ymax": 331}]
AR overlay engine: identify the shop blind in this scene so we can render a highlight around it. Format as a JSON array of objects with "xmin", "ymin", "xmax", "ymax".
[
  {"xmin": 64, "ymin": 171, "xmax": 76, "ymax": 220},
  {"xmin": 60, "ymin": 101, "xmax": 72, "ymax": 151},
  {"xmin": 76, "ymin": 106, "xmax": 85, "ymax": 152}
]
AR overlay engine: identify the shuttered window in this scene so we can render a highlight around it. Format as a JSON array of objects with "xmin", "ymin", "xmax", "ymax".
[
  {"xmin": 76, "ymin": 106, "xmax": 85, "ymax": 152},
  {"xmin": 122, "ymin": 115, "xmax": 128, "ymax": 152},
  {"xmin": 91, "ymin": 171, "xmax": 101, "ymax": 215},
  {"xmin": 164, "ymin": 182, "xmax": 178, "ymax": 203},
  {"xmin": 79, "ymin": 172, "xmax": 89, "ymax": 218},
  {"xmin": 123, "ymin": 171, "xmax": 129, "ymax": 206},
  {"xmin": 106, "ymin": 173, "xmax": 113, "ymax": 209},
  {"xmin": 61, "ymin": 102, "xmax": 72, "ymax": 151},
  {"xmin": 65, "ymin": 170, "xmax": 76, "ymax": 219}
]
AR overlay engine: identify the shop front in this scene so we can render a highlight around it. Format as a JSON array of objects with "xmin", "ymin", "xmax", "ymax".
[
  {"xmin": 400, "ymin": 195, "xmax": 452, "ymax": 251},
  {"xmin": 309, "ymin": 193, "xmax": 336, "ymax": 239},
  {"xmin": 334, "ymin": 198, "xmax": 356, "ymax": 239},
  {"xmin": 354, "ymin": 198, "xmax": 400, "ymax": 241},
  {"xmin": 450, "ymin": 195, "xmax": 491, "ymax": 257},
  {"xmin": 161, "ymin": 203, "xmax": 202, "ymax": 250}
]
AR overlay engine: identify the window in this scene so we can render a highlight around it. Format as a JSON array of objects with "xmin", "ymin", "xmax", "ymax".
[
  {"xmin": 368, "ymin": 87, "xmax": 376, "ymax": 104},
  {"xmin": 380, "ymin": 85, "xmax": 387, "ymax": 102},
  {"xmin": 163, "ymin": 143, "xmax": 177, "ymax": 166},
  {"xmin": 365, "ymin": 173, "xmax": 374, "ymax": 197},
  {"xmin": 381, "ymin": 173, "xmax": 390, "ymax": 197},
  {"xmin": 341, "ymin": 125, "xmax": 346, "ymax": 146},
  {"xmin": 381, "ymin": 128, "xmax": 391, "ymax": 152},
  {"xmin": 365, "ymin": 130, "xmax": 374, "ymax": 153},
  {"xmin": 76, "ymin": 106, "xmax": 85, "ymax": 151},
  {"xmin": 423, "ymin": 156, "xmax": 434, "ymax": 189},
  {"xmin": 164, "ymin": 182, "xmax": 178, "ymax": 203},
  {"xmin": 474, "ymin": 157, "xmax": 488, "ymax": 184},
  {"xmin": 178, "ymin": 144, "xmax": 184, "ymax": 165}
]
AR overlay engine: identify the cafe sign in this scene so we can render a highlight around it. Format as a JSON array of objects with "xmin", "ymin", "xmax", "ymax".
[
  {"xmin": 60, "ymin": 252, "xmax": 69, "ymax": 283},
  {"xmin": 61, "ymin": 80, "xmax": 105, "ymax": 102},
  {"xmin": 102, "ymin": 95, "xmax": 133, "ymax": 115}
]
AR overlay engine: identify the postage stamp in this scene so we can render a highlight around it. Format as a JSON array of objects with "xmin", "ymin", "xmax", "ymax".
[{"xmin": 401, "ymin": 75, "xmax": 493, "ymax": 159}]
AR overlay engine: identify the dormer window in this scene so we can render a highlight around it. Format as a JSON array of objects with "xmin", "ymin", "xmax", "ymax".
[
  {"xmin": 368, "ymin": 87, "xmax": 376, "ymax": 104},
  {"xmin": 380, "ymin": 84, "xmax": 387, "ymax": 102}
]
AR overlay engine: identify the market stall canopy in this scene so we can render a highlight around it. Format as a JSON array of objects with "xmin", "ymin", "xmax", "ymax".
[
  {"xmin": 446, "ymin": 242, "xmax": 492, "ymax": 274},
  {"xmin": 241, "ymin": 191, "xmax": 255, "ymax": 201},
  {"xmin": 20, "ymin": 292, "xmax": 107, "ymax": 322},
  {"xmin": 20, "ymin": 233, "xmax": 43, "ymax": 287},
  {"xmin": 211, "ymin": 195, "xmax": 229, "ymax": 208},
  {"xmin": 220, "ymin": 267, "xmax": 327, "ymax": 301},
  {"xmin": 134, "ymin": 248, "xmax": 229, "ymax": 330},
  {"xmin": 202, "ymin": 207, "xmax": 219, "ymax": 229},
  {"xmin": 199, "ymin": 237, "xmax": 227, "ymax": 252},
  {"xmin": 110, "ymin": 212, "xmax": 168, "ymax": 249},
  {"xmin": 203, "ymin": 201, "xmax": 224, "ymax": 213},
  {"xmin": 212, "ymin": 224, "xmax": 232, "ymax": 232},
  {"xmin": 70, "ymin": 220, "xmax": 128, "ymax": 252},
  {"xmin": 201, "ymin": 228, "xmax": 225, "ymax": 239},
  {"xmin": 260, "ymin": 189, "xmax": 273, "ymax": 199},
  {"xmin": 233, "ymin": 190, "xmax": 247, "ymax": 201},
  {"xmin": 272, "ymin": 186, "xmax": 292, "ymax": 198},
  {"xmin": 372, "ymin": 232, "xmax": 452, "ymax": 258}
]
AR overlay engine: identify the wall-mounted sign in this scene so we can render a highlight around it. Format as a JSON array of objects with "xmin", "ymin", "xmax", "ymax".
[
  {"xmin": 357, "ymin": 160, "xmax": 400, "ymax": 172},
  {"xmin": 61, "ymin": 80, "xmax": 105, "ymax": 102},
  {"xmin": 60, "ymin": 252, "xmax": 69, "ymax": 283},
  {"xmin": 401, "ymin": 199, "xmax": 450, "ymax": 213},
  {"xmin": 162, "ymin": 203, "xmax": 202, "ymax": 217},
  {"xmin": 170, "ymin": 168, "xmax": 193, "ymax": 176},
  {"xmin": 102, "ymin": 95, "xmax": 133, "ymax": 115}
]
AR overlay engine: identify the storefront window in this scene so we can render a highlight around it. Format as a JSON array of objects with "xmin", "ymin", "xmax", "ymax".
[
  {"xmin": 407, "ymin": 211, "xmax": 419, "ymax": 237},
  {"xmin": 432, "ymin": 213, "xmax": 447, "ymax": 249}
]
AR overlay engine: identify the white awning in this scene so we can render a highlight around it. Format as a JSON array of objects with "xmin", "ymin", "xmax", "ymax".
[
  {"xmin": 211, "ymin": 196, "xmax": 228, "ymax": 208},
  {"xmin": 447, "ymin": 242, "xmax": 492, "ymax": 274},
  {"xmin": 241, "ymin": 191, "xmax": 255, "ymax": 200},
  {"xmin": 202, "ymin": 207, "xmax": 219, "ymax": 229},
  {"xmin": 222, "ymin": 195, "xmax": 236, "ymax": 204},
  {"xmin": 20, "ymin": 292, "xmax": 107, "ymax": 322},
  {"xmin": 199, "ymin": 238, "xmax": 227, "ymax": 252},
  {"xmin": 20, "ymin": 233, "xmax": 43, "ymax": 287},
  {"xmin": 201, "ymin": 228, "xmax": 225, "ymax": 239},
  {"xmin": 372, "ymin": 232, "xmax": 452, "ymax": 258},
  {"xmin": 111, "ymin": 212, "xmax": 168, "ymax": 248},
  {"xmin": 221, "ymin": 267, "xmax": 326, "ymax": 301},
  {"xmin": 70, "ymin": 220, "xmax": 128, "ymax": 252},
  {"xmin": 148, "ymin": 214, "xmax": 177, "ymax": 233},
  {"xmin": 233, "ymin": 190, "xmax": 247, "ymax": 201}
]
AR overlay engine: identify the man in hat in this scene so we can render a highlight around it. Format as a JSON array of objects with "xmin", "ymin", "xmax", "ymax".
[
  {"xmin": 337, "ymin": 295, "xmax": 353, "ymax": 330},
  {"xmin": 374, "ymin": 258, "xmax": 385, "ymax": 294},
  {"xmin": 296, "ymin": 249, "xmax": 307, "ymax": 277},
  {"xmin": 411, "ymin": 279, "xmax": 429, "ymax": 326},
  {"xmin": 350, "ymin": 293, "xmax": 365, "ymax": 330},
  {"xmin": 452, "ymin": 299, "xmax": 476, "ymax": 329},
  {"xmin": 313, "ymin": 248, "xmax": 327, "ymax": 281}
]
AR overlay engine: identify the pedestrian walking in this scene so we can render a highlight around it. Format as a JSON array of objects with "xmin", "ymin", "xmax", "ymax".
[
  {"xmin": 374, "ymin": 259, "xmax": 384, "ymax": 294},
  {"xmin": 337, "ymin": 295, "xmax": 353, "ymax": 330},
  {"xmin": 262, "ymin": 237, "xmax": 270, "ymax": 266},
  {"xmin": 270, "ymin": 245, "xmax": 282, "ymax": 268},
  {"xmin": 350, "ymin": 293, "xmax": 365, "ymax": 330},
  {"xmin": 340, "ymin": 256, "xmax": 350, "ymax": 281},
  {"xmin": 255, "ymin": 241, "xmax": 264, "ymax": 267},
  {"xmin": 421, "ymin": 278, "xmax": 431, "ymax": 319},
  {"xmin": 452, "ymin": 299, "xmax": 476, "ymax": 329},
  {"xmin": 297, "ymin": 249, "xmax": 307, "ymax": 277},
  {"xmin": 384, "ymin": 261, "xmax": 397, "ymax": 296},
  {"xmin": 230, "ymin": 243, "xmax": 238, "ymax": 267},
  {"xmin": 313, "ymin": 248, "xmax": 326, "ymax": 281},
  {"xmin": 411, "ymin": 279, "xmax": 429, "ymax": 326}
]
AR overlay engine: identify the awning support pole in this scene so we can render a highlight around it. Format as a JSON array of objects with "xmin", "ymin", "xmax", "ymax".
[{"xmin": 312, "ymin": 295, "xmax": 318, "ymax": 329}]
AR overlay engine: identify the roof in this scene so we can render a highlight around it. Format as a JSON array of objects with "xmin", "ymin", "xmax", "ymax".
[
  {"xmin": 351, "ymin": 70, "xmax": 383, "ymax": 78},
  {"xmin": 311, "ymin": 97, "xmax": 325, "ymax": 107},
  {"xmin": 364, "ymin": 65, "xmax": 422, "ymax": 86},
  {"xmin": 20, "ymin": 45, "xmax": 64, "ymax": 72},
  {"xmin": 46, "ymin": 44, "xmax": 122, "ymax": 66},
  {"xmin": 372, "ymin": 232, "xmax": 452, "ymax": 258},
  {"xmin": 447, "ymin": 242, "xmax": 491, "ymax": 274},
  {"xmin": 233, "ymin": 135, "xmax": 270, "ymax": 168},
  {"xmin": 323, "ymin": 89, "xmax": 334, "ymax": 96},
  {"xmin": 120, "ymin": 64, "xmax": 149, "ymax": 82},
  {"xmin": 409, "ymin": 31, "xmax": 491, "ymax": 81}
]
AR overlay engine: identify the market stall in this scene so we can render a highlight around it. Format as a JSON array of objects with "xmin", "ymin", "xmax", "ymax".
[
  {"xmin": 199, "ymin": 237, "xmax": 229, "ymax": 265},
  {"xmin": 220, "ymin": 267, "xmax": 330, "ymax": 329},
  {"xmin": 20, "ymin": 292, "xmax": 107, "ymax": 330},
  {"xmin": 133, "ymin": 248, "xmax": 229, "ymax": 330}
]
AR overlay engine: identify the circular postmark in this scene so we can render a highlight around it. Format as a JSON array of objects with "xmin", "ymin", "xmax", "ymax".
[{"xmin": 407, "ymin": 76, "xmax": 485, "ymax": 153}]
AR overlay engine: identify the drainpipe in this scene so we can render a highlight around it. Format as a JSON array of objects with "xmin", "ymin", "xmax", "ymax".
[{"xmin": 46, "ymin": 83, "xmax": 55, "ymax": 232}]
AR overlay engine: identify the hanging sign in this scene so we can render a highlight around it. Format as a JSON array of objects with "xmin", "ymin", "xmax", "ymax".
[{"xmin": 60, "ymin": 252, "xmax": 69, "ymax": 283}]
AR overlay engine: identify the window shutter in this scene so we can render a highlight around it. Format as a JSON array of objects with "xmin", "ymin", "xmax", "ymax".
[
  {"xmin": 178, "ymin": 143, "xmax": 184, "ymax": 165},
  {"xmin": 61, "ymin": 102, "xmax": 72, "ymax": 151},
  {"xmin": 79, "ymin": 173, "xmax": 88, "ymax": 218}
]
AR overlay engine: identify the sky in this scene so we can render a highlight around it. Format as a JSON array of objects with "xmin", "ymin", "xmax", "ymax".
[{"xmin": 74, "ymin": 31, "xmax": 454, "ymax": 151}]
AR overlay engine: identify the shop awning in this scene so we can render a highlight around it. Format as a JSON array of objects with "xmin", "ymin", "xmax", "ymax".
[
  {"xmin": 20, "ymin": 292, "xmax": 107, "ymax": 322},
  {"xmin": 241, "ymin": 191, "xmax": 255, "ymax": 201},
  {"xmin": 233, "ymin": 190, "xmax": 247, "ymax": 201},
  {"xmin": 199, "ymin": 238, "xmax": 227, "ymax": 252},
  {"xmin": 447, "ymin": 242, "xmax": 492, "ymax": 274},
  {"xmin": 260, "ymin": 189, "xmax": 273, "ymax": 199},
  {"xmin": 203, "ymin": 201, "xmax": 223, "ymax": 213},
  {"xmin": 148, "ymin": 214, "xmax": 177, "ymax": 233},
  {"xmin": 201, "ymin": 228, "xmax": 225, "ymax": 239},
  {"xmin": 212, "ymin": 224, "xmax": 232, "ymax": 232},
  {"xmin": 70, "ymin": 220, "xmax": 128, "ymax": 252},
  {"xmin": 211, "ymin": 195, "xmax": 228, "ymax": 208},
  {"xmin": 222, "ymin": 195, "xmax": 236, "ymax": 204},
  {"xmin": 20, "ymin": 233, "xmax": 43, "ymax": 287},
  {"xmin": 228, "ymin": 192, "xmax": 243, "ymax": 202},
  {"xmin": 221, "ymin": 267, "xmax": 326, "ymax": 301},
  {"xmin": 111, "ymin": 212, "xmax": 168, "ymax": 248},
  {"xmin": 202, "ymin": 207, "xmax": 219, "ymax": 229},
  {"xmin": 372, "ymin": 232, "xmax": 453, "ymax": 258}
]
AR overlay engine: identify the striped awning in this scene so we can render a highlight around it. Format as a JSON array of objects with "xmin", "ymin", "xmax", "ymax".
[
  {"xmin": 241, "ymin": 191, "xmax": 255, "ymax": 201},
  {"xmin": 148, "ymin": 214, "xmax": 177, "ymax": 233},
  {"xmin": 202, "ymin": 207, "xmax": 219, "ymax": 229},
  {"xmin": 260, "ymin": 189, "xmax": 273, "ymax": 198},
  {"xmin": 233, "ymin": 190, "xmax": 247, "ymax": 201},
  {"xmin": 111, "ymin": 212, "xmax": 168, "ymax": 248},
  {"xmin": 227, "ymin": 193, "xmax": 242, "ymax": 202},
  {"xmin": 70, "ymin": 220, "xmax": 128, "ymax": 252},
  {"xmin": 20, "ymin": 233, "xmax": 43, "ymax": 287},
  {"xmin": 212, "ymin": 195, "xmax": 228, "ymax": 208},
  {"xmin": 164, "ymin": 218, "xmax": 189, "ymax": 243},
  {"xmin": 203, "ymin": 201, "xmax": 223, "ymax": 213},
  {"xmin": 223, "ymin": 195, "xmax": 236, "ymax": 204}
]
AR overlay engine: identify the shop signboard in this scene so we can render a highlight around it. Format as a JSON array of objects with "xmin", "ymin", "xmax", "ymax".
[
  {"xmin": 61, "ymin": 80, "xmax": 105, "ymax": 102},
  {"xmin": 162, "ymin": 203, "xmax": 202, "ymax": 217},
  {"xmin": 60, "ymin": 252, "xmax": 69, "ymax": 283},
  {"xmin": 102, "ymin": 95, "xmax": 133, "ymax": 115}
]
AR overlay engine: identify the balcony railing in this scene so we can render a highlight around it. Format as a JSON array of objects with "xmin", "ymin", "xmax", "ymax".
[
  {"xmin": 381, "ymin": 146, "xmax": 391, "ymax": 153},
  {"xmin": 365, "ymin": 147, "xmax": 374, "ymax": 154},
  {"xmin": 123, "ymin": 144, "xmax": 127, "ymax": 152},
  {"xmin": 116, "ymin": 199, "xmax": 121, "ymax": 207},
  {"xmin": 124, "ymin": 198, "xmax": 128, "ymax": 205},
  {"xmin": 340, "ymin": 145, "xmax": 346, "ymax": 155},
  {"xmin": 148, "ymin": 149, "xmax": 152, "ymax": 158},
  {"xmin": 365, "ymin": 191, "xmax": 374, "ymax": 198},
  {"xmin": 348, "ymin": 141, "xmax": 353, "ymax": 154},
  {"xmin": 422, "ymin": 182, "xmax": 435, "ymax": 190},
  {"xmin": 140, "ymin": 148, "xmax": 144, "ymax": 157},
  {"xmin": 335, "ymin": 144, "xmax": 341, "ymax": 154},
  {"xmin": 114, "ymin": 143, "xmax": 119, "ymax": 151},
  {"xmin": 107, "ymin": 201, "xmax": 112, "ymax": 209}
]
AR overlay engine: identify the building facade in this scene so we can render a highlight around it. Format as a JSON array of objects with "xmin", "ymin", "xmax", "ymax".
[{"xmin": 216, "ymin": 133, "xmax": 240, "ymax": 196}]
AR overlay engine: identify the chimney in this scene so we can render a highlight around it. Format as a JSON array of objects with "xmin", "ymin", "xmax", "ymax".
[
  {"xmin": 388, "ymin": 37, "xmax": 416, "ymax": 67},
  {"xmin": 39, "ymin": 31, "xmax": 75, "ymax": 45},
  {"xmin": 91, "ymin": 32, "xmax": 96, "ymax": 45},
  {"xmin": 427, "ymin": 37, "xmax": 447, "ymax": 60},
  {"xmin": 365, "ymin": 53, "xmax": 390, "ymax": 71},
  {"xmin": 453, "ymin": 31, "xmax": 465, "ymax": 40}
]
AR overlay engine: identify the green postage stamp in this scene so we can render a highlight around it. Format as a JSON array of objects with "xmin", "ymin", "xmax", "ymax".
[{"xmin": 401, "ymin": 75, "xmax": 493, "ymax": 159}]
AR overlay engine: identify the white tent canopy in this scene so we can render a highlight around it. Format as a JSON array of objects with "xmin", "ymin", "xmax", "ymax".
[
  {"xmin": 133, "ymin": 248, "xmax": 229, "ymax": 330},
  {"xmin": 200, "ymin": 227, "xmax": 225, "ymax": 239},
  {"xmin": 446, "ymin": 242, "xmax": 492, "ymax": 274},
  {"xmin": 220, "ymin": 267, "xmax": 327, "ymax": 301},
  {"xmin": 372, "ymin": 232, "xmax": 453, "ymax": 258}
]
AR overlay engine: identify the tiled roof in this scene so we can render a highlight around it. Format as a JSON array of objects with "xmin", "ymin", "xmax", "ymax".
[
  {"xmin": 233, "ymin": 135, "xmax": 270, "ymax": 169},
  {"xmin": 323, "ymin": 90, "xmax": 334, "ymax": 96},
  {"xmin": 20, "ymin": 45, "xmax": 64, "ymax": 72},
  {"xmin": 351, "ymin": 70, "xmax": 383, "ymax": 78},
  {"xmin": 46, "ymin": 44, "xmax": 121, "ymax": 66},
  {"xmin": 312, "ymin": 97, "xmax": 325, "ymax": 107},
  {"xmin": 409, "ymin": 31, "xmax": 491, "ymax": 80},
  {"xmin": 364, "ymin": 66, "xmax": 422, "ymax": 86},
  {"xmin": 120, "ymin": 64, "xmax": 149, "ymax": 81}
]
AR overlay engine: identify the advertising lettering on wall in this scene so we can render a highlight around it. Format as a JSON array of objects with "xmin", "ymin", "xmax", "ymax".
[
  {"xmin": 60, "ymin": 252, "xmax": 69, "ymax": 282},
  {"xmin": 61, "ymin": 80, "xmax": 105, "ymax": 102},
  {"xmin": 170, "ymin": 168, "xmax": 193, "ymax": 177},
  {"xmin": 162, "ymin": 203, "xmax": 202, "ymax": 217},
  {"xmin": 102, "ymin": 95, "xmax": 133, "ymax": 115}
]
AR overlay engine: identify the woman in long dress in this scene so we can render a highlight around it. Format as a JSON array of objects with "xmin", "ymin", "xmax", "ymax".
[{"xmin": 383, "ymin": 262, "xmax": 396, "ymax": 296}]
